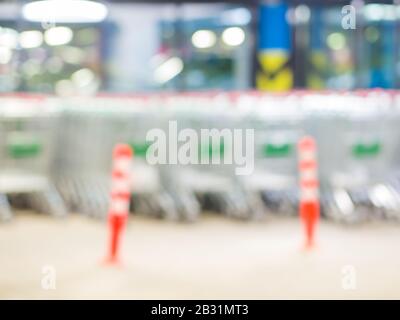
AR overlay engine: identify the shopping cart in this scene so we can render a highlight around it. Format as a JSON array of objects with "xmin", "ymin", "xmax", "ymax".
[
  {"xmin": 373, "ymin": 90, "xmax": 400, "ymax": 221},
  {"xmin": 156, "ymin": 92, "xmax": 262, "ymax": 220},
  {"xmin": 50, "ymin": 90, "xmax": 400, "ymax": 223},
  {"xmin": 125, "ymin": 95, "xmax": 181, "ymax": 220},
  {"xmin": 0, "ymin": 94, "xmax": 66, "ymax": 221},
  {"xmin": 237, "ymin": 92, "xmax": 303, "ymax": 217},
  {"xmin": 54, "ymin": 97, "xmax": 113, "ymax": 218},
  {"xmin": 55, "ymin": 95, "xmax": 178, "ymax": 219},
  {"xmin": 303, "ymin": 91, "xmax": 400, "ymax": 223}
]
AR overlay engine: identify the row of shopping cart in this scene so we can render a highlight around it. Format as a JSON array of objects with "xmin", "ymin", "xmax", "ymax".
[
  {"xmin": 1, "ymin": 90, "xmax": 400, "ymax": 223},
  {"xmin": 0, "ymin": 94, "xmax": 66, "ymax": 221}
]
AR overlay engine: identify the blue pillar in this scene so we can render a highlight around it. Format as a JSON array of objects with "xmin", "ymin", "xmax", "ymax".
[{"xmin": 256, "ymin": 1, "xmax": 293, "ymax": 91}]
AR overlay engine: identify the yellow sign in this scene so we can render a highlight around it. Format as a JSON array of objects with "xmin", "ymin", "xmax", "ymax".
[{"xmin": 256, "ymin": 51, "xmax": 293, "ymax": 91}]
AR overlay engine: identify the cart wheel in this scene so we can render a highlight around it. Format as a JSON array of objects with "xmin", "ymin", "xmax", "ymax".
[
  {"xmin": 246, "ymin": 191, "xmax": 267, "ymax": 220},
  {"xmin": 177, "ymin": 191, "xmax": 200, "ymax": 222},
  {"xmin": 55, "ymin": 176, "xmax": 76, "ymax": 212},
  {"xmin": 157, "ymin": 192, "xmax": 180, "ymax": 221},
  {"xmin": 0, "ymin": 194, "xmax": 12, "ymax": 222},
  {"xmin": 221, "ymin": 191, "xmax": 251, "ymax": 220},
  {"xmin": 29, "ymin": 186, "xmax": 68, "ymax": 218},
  {"xmin": 325, "ymin": 188, "xmax": 368, "ymax": 224}
]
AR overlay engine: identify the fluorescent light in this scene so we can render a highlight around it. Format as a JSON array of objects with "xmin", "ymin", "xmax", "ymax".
[
  {"xmin": 19, "ymin": 30, "xmax": 43, "ymax": 49},
  {"xmin": 364, "ymin": 4, "xmax": 384, "ymax": 20},
  {"xmin": 367, "ymin": 4, "xmax": 397, "ymax": 21},
  {"xmin": 154, "ymin": 57, "xmax": 183, "ymax": 84},
  {"xmin": 0, "ymin": 28, "xmax": 18, "ymax": 48},
  {"xmin": 327, "ymin": 33, "xmax": 346, "ymax": 51},
  {"xmin": 71, "ymin": 68, "xmax": 95, "ymax": 87},
  {"xmin": 22, "ymin": 0, "xmax": 108, "ymax": 23},
  {"xmin": 191, "ymin": 30, "xmax": 216, "ymax": 49},
  {"xmin": 383, "ymin": 5, "xmax": 396, "ymax": 21},
  {"xmin": 222, "ymin": 27, "xmax": 245, "ymax": 47},
  {"xmin": 0, "ymin": 46, "xmax": 12, "ymax": 64},
  {"xmin": 220, "ymin": 8, "xmax": 251, "ymax": 25},
  {"xmin": 44, "ymin": 26, "xmax": 73, "ymax": 46},
  {"xmin": 295, "ymin": 5, "xmax": 310, "ymax": 24}
]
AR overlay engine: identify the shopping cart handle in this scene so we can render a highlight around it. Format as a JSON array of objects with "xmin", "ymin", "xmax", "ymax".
[
  {"xmin": 352, "ymin": 142, "xmax": 381, "ymax": 158},
  {"xmin": 7, "ymin": 142, "xmax": 42, "ymax": 158},
  {"xmin": 262, "ymin": 143, "xmax": 292, "ymax": 157},
  {"xmin": 129, "ymin": 142, "xmax": 150, "ymax": 158}
]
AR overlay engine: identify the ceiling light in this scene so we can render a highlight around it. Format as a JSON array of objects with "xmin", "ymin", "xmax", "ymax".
[
  {"xmin": 19, "ymin": 30, "xmax": 43, "ymax": 49},
  {"xmin": 191, "ymin": 30, "xmax": 216, "ymax": 49},
  {"xmin": 154, "ymin": 57, "xmax": 183, "ymax": 84},
  {"xmin": 22, "ymin": 0, "xmax": 108, "ymax": 24},
  {"xmin": 222, "ymin": 27, "xmax": 245, "ymax": 47},
  {"xmin": 44, "ymin": 27, "xmax": 73, "ymax": 46},
  {"xmin": 0, "ymin": 47, "xmax": 12, "ymax": 64}
]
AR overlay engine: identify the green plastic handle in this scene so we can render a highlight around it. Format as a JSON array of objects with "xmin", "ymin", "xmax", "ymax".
[
  {"xmin": 131, "ymin": 142, "xmax": 226, "ymax": 159},
  {"xmin": 129, "ymin": 142, "xmax": 150, "ymax": 158},
  {"xmin": 352, "ymin": 142, "xmax": 381, "ymax": 158},
  {"xmin": 7, "ymin": 142, "xmax": 42, "ymax": 158},
  {"xmin": 262, "ymin": 143, "xmax": 292, "ymax": 157}
]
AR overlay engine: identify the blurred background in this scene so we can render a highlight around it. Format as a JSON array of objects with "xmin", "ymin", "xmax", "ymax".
[
  {"xmin": 0, "ymin": 0, "xmax": 399, "ymax": 94},
  {"xmin": 2, "ymin": 0, "xmax": 400, "ymax": 300}
]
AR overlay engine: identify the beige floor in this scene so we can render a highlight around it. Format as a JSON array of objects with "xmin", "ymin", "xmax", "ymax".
[{"xmin": 1, "ymin": 212, "xmax": 400, "ymax": 299}]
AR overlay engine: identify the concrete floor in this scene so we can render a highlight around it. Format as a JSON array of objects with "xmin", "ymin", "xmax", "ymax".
[{"xmin": 1, "ymin": 212, "xmax": 400, "ymax": 299}]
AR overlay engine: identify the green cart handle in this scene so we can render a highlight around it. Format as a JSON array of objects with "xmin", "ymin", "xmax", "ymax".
[
  {"xmin": 7, "ymin": 141, "xmax": 42, "ymax": 158},
  {"xmin": 351, "ymin": 142, "xmax": 381, "ymax": 158},
  {"xmin": 130, "ymin": 141, "xmax": 226, "ymax": 159},
  {"xmin": 129, "ymin": 142, "xmax": 150, "ymax": 158},
  {"xmin": 262, "ymin": 143, "xmax": 292, "ymax": 158}
]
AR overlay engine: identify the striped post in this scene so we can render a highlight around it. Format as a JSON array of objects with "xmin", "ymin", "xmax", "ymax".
[
  {"xmin": 298, "ymin": 136, "xmax": 319, "ymax": 249},
  {"xmin": 105, "ymin": 143, "xmax": 133, "ymax": 263}
]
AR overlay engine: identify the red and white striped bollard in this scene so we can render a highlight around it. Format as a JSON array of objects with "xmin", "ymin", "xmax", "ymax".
[
  {"xmin": 105, "ymin": 143, "xmax": 133, "ymax": 264},
  {"xmin": 298, "ymin": 136, "xmax": 320, "ymax": 249}
]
